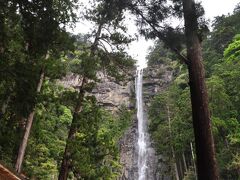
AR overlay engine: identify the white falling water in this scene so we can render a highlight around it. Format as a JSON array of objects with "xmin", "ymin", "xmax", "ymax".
[{"xmin": 136, "ymin": 69, "xmax": 148, "ymax": 180}]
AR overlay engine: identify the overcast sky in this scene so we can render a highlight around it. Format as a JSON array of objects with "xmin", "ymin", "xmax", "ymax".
[{"xmin": 72, "ymin": 0, "xmax": 239, "ymax": 68}]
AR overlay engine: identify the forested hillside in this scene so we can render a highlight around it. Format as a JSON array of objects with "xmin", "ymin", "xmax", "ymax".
[
  {"xmin": 0, "ymin": 0, "xmax": 240, "ymax": 180},
  {"xmin": 148, "ymin": 6, "xmax": 240, "ymax": 179},
  {"xmin": 0, "ymin": 0, "xmax": 135, "ymax": 179}
]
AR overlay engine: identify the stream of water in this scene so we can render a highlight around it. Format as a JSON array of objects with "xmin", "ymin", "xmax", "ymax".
[{"xmin": 136, "ymin": 69, "xmax": 148, "ymax": 180}]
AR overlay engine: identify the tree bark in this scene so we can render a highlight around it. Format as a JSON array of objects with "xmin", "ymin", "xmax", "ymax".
[
  {"xmin": 190, "ymin": 142, "xmax": 197, "ymax": 179},
  {"xmin": 173, "ymin": 149, "xmax": 179, "ymax": 180},
  {"xmin": 182, "ymin": 152, "xmax": 187, "ymax": 172},
  {"xmin": 15, "ymin": 68, "xmax": 45, "ymax": 173},
  {"xmin": 182, "ymin": 0, "xmax": 219, "ymax": 179},
  {"xmin": 167, "ymin": 105, "xmax": 180, "ymax": 180},
  {"xmin": 178, "ymin": 157, "xmax": 184, "ymax": 179}
]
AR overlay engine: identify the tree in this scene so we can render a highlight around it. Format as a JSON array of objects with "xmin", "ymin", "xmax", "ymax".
[
  {"xmin": 127, "ymin": 0, "xmax": 219, "ymax": 178},
  {"xmin": 23, "ymin": 82, "xmax": 73, "ymax": 179},
  {"xmin": 148, "ymin": 72, "xmax": 196, "ymax": 179},
  {"xmin": 58, "ymin": 1, "xmax": 134, "ymax": 179},
  {"xmin": 147, "ymin": 7, "xmax": 240, "ymax": 179},
  {"xmin": 210, "ymin": 8, "xmax": 240, "ymax": 54},
  {"xmin": 12, "ymin": 0, "xmax": 77, "ymax": 173},
  {"xmin": 0, "ymin": 0, "xmax": 133, "ymax": 179},
  {"xmin": 203, "ymin": 7, "xmax": 240, "ymax": 76},
  {"xmin": 182, "ymin": 0, "xmax": 218, "ymax": 179}
]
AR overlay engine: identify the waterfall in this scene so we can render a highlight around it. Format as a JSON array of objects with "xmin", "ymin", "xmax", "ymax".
[{"xmin": 136, "ymin": 69, "xmax": 148, "ymax": 180}]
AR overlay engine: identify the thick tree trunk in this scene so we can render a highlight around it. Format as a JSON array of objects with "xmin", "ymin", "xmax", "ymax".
[
  {"xmin": 15, "ymin": 69, "xmax": 45, "ymax": 173},
  {"xmin": 58, "ymin": 77, "xmax": 86, "ymax": 180},
  {"xmin": 182, "ymin": 0, "xmax": 219, "ymax": 179}
]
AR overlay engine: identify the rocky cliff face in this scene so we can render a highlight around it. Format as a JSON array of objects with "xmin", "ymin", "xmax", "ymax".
[
  {"xmin": 91, "ymin": 76, "xmax": 135, "ymax": 111},
  {"xmin": 118, "ymin": 115, "xmax": 138, "ymax": 180},
  {"xmin": 60, "ymin": 72, "xmax": 135, "ymax": 111},
  {"xmin": 143, "ymin": 64, "xmax": 174, "ymax": 106}
]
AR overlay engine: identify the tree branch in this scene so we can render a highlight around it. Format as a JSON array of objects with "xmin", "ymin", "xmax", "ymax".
[{"xmin": 130, "ymin": 5, "xmax": 189, "ymax": 65}]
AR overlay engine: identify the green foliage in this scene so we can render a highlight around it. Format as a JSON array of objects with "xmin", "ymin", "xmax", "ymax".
[
  {"xmin": 65, "ymin": 100, "xmax": 133, "ymax": 179},
  {"xmin": 105, "ymin": 105, "xmax": 134, "ymax": 142},
  {"xmin": 205, "ymin": 34, "xmax": 240, "ymax": 178},
  {"xmin": 16, "ymin": 81, "xmax": 133, "ymax": 179},
  {"xmin": 203, "ymin": 9, "xmax": 240, "ymax": 77},
  {"xmin": 148, "ymin": 10, "xmax": 240, "ymax": 178},
  {"xmin": 210, "ymin": 10, "xmax": 240, "ymax": 54},
  {"xmin": 148, "ymin": 81, "xmax": 195, "ymax": 179},
  {"xmin": 22, "ymin": 82, "xmax": 72, "ymax": 179},
  {"xmin": 224, "ymin": 34, "xmax": 240, "ymax": 62},
  {"xmin": 75, "ymin": 0, "xmax": 135, "ymax": 85},
  {"xmin": 0, "ymin": 1, "xmax": 134, "ymax": 179},
  {"xmin": 149, "ymin": 82, "xmax": 193, "ymax": 154},
  {"xmin": 207, "ymin": 75, "xmax": 234, "ymax": 119},
  {"xmin": 3, "ymin": 0, "xmax": 240, "ymax": 179}
]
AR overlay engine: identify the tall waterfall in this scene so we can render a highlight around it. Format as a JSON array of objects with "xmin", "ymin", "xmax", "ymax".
[{"xmin": 136, "ymin": 69, "xmax": 149, "ymax": 180}]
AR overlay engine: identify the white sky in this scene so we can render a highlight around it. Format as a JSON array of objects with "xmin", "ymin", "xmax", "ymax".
[{"xmin": 71, "ymin": 0, "xmax": 239, "ymax": 68}]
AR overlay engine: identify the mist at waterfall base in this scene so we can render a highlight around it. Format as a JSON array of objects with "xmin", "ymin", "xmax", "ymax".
[{"xmin": 136, "ymin": 69, "xmax": 152, "ymax": 180}]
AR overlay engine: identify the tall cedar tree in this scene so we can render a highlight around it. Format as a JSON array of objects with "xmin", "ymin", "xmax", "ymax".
[
  {"xmin": 182, "ymin": 1, "xmax": 218, "ymax": 179},
  {"xmin": 58, "ymin": 29, "xmax": 99, "ymax": 180},
  {"xmin": 127, "ymin": 0, "xmax": 219, "ymax": 179},
  {"xmin": 14, "ymin": 0, "xmax": 76, "ymax": 173},
  {"xmin": 58, "ymin": 0, "xmax": 133, "ymax": 179}
]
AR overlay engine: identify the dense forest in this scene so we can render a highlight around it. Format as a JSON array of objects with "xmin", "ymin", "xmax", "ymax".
[
  {"xmin": 0, "ymin": 0, "xmax": 240, "ymax": 179},
  {"xmin": 148, "ymin": 5, "xmax": 240, "ymax": 179},
  {"xmin": 0, "ymin": 0, "xmax": 135, "ymax": 179}
]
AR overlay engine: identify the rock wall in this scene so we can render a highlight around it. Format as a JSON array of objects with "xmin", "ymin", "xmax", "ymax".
[
  {"xmin": 60, "ymin": 72, "xmax": 135, "ymax": 111},
  {"xmin": 143, "ymin": 64, "xmax": 174, "ymax": 106},
  {"xmin": 118, "ymin": 116, "xmax": 138, "ymax": 180},
  {"xmin": 142, "ymin": 63, "xmax": 174, "ymax": 180}
]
